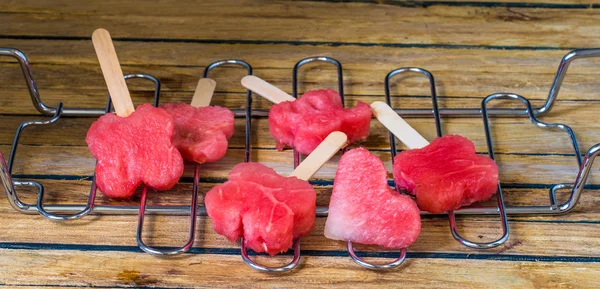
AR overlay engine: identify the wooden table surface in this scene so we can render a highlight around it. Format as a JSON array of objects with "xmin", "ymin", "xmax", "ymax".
[{"xmin": 1, "ymin": 0, "xmax": 600, "ymax": 288}]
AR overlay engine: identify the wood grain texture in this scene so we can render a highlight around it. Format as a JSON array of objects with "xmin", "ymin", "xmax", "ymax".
[
  {"xmin": 2, "ymin": 248, "xmax": 600, "ymax": 289},
  {"xmin": 1, "ymin": 0, "xmax": 600, "ymax": 287},
  {"xmin": 2, "ymin": 1, "xmax": 600, "ymax": 48}
]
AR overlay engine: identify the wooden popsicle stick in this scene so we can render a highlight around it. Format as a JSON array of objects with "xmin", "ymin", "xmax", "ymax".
[
  {"xmin": 190, "ymin": 78, "xmax": 216, "ymax": 108},
  {"xmin": 241, "ymin": 75, "xmax": 296, "ymax": 104},
  {"xmin": 92, "ymin": 28, "xmax": 134, "ymax": 117},
  {"xmin": 371, "ymin": 101, "xmax": 430, "ymax": 149},
  {"xmin": 289, "ymin": 131, "xmax": 348, "ymax": 181}
]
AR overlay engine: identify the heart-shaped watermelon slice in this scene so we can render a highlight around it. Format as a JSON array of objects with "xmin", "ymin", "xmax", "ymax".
[{"xmin": 325, "ymin": 147, "xmax": 421, "ymax": 249}]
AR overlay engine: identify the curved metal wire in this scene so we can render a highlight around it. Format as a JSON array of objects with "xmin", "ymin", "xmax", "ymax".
[
  {"xmin": 202, "ymin": 60, "xmax": 299, "ymax": 269},
  {"xmin": 0, "ymin": 47, "xmax": 120, "ymax": 116},
  {"xmin": 37, "ymin": 74, "xmax": 160, "ymax": 221},
  {"xmin": 564, "ymin": 144, "xmax": 600, "ymax": 212},
  {"xmin": 0, "ymin": 153, "xmax": 37, "ymax": 214},
  {"xmin": 386, "ymin": 68, "xmax": 509, "ymax": 249},
  {"xmin": 347, "ymin": 241, "xmax": 407, "ymax": 270},
  {"xmin": 2, "ymin": 102, "xmax": 99, "ymax": 221},
  {"xmin": 357, "ymin": 67, "xmax": 435, "ymax": 267},
  {"xmin": 380, "ymin": 49, "xmax": 600, "ymax": 117},
  {"xmin": 3, "ymin": 47, "xmax": 599, "ymax": 118},
  {"xmin": 452, "ymin": 91, "xmax": 581, "ymax": 248},
  {"xmin": 133, "ymin": 63, "xmax": 252, "ymax": 255},
  {"xmin": 295, "ymin": 57, "xmax": 407, "ymax": 269},
  {"xmin": 203, "ymin": 59, "xmax": 253, "ymax": 163},
  {"xmin": 292, "ymin": 56, "xmax": 344, "ymax": 101},
  {"xmin": 292, "ymin": 56, "xmax": 345, "ymax": 167},
  {"xmin": 538, "ymin": 48, "xmax": 600, "ymax": 116},
  {"xmin": 385, "ymin": 67, "xmax": 441, "ymax": 159},
  {"xmin": 482, "ymin": 93, "xmax": 582, "ymax": 216},
  {"xmin": 105, "ymin": 73, "xmax": 161, "ymax": 111},
  {"xmin": 241, "ymin": 238, "xmax": 301, "ymax": 273},
  {"xmin": 136, "ymin": 165, "xmax": 200, "ymax": 255},
  {"xmin": 37, "ymin": 176, "xmax": 97, "ymax": 221},
  {"xmin": 3, "ymin": 102, "xmax": 63, "ymax": 213}
]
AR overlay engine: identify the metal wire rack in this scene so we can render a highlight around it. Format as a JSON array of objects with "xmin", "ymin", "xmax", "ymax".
[{"xmin": 1, "ymin": 47, "xmax": 600, "ymax": 273}]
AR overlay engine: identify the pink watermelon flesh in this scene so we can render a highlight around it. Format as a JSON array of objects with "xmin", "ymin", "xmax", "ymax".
[
  {"xmin": 268, "ymin": 89, "xmax": 372, "ymax": 155},
  {"xmin": 86, "ymin": 104, "xmax": 184, "ymax": 199},
  {"xmin": 324, "ymin": 147, "xmax": 421, "ymax": 249},
  {"xmin": 393, "ymin": 134, "xmax": 499, "ymax": 214},
  {"xmin": 161, "ymin": 103, "xmax": 234, "ymax": 164},
  {"xmin": 205, "ymin": 162, "xmax": 316, "ymax": 255}
]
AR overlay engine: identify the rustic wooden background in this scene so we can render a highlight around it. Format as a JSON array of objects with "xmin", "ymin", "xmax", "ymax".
[{"xmin": 1, "ymin": 0, "xmax": 600, "ymax": 288}]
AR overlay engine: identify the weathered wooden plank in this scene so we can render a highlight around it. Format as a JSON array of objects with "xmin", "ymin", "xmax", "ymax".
[
  {"xmin": 1, "ymin": 1, "xmax": 600, "ymax": 49},
  {"xmin": 4, "ymin": 63, "xmax": 596, "ymax": 102},
  {"xmin": 415, "ymin": 0, "xmax": 600, "ymax": 4},
  {"xmin": 1, "ymin": 42, "xmax": 598, "ymax": 99},
  {"xmin": 3, "ymin": 39, "xmax": 596, "ymax": 72},
  {"xmin": 0, "ymin": 248, "xmax": 598, "ymax": 289}
]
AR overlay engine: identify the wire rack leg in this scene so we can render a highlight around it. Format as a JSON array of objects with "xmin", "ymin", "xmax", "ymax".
[
  {"xmin": 136, "ymin": 165, "xmax": 200, "ymax": 255},
  {"xmin": 241, "ymin": 238, "xmax": 301, "ymax": 273},
  {"xmin": 347, "ymin": 241, "xmax": 407, "ymax": 270},
  {"xmin": 36, "ymin": 175, "xmax": 97, "ymax": 221}
]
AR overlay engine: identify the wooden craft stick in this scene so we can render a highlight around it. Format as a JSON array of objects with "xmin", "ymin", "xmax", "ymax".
[
  {"xmin": 371, "ymin": 101, "xmax": 430, "ymax": 149},
  {"xmin": 241, "ymin": 75, "xmax": 296, "ymax": 104},
  {"xmin": 190, "ymin": 78, "xmax": 217, "ymax": 108},
  {"xmin": 92, "ymin": 28, "xmax": 134, "ymax": 117},
  {"xmin": 289, "ymin": 131, "xmax": 348, "ymax": 181}
]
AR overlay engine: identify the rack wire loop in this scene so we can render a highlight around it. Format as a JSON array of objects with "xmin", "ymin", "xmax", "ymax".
[
  {"xmin": 385, "ymin": 67, "xmax": 441, "ymax": 159},
  {"xmin": 292, "ymin": 56, "xmax": 345, "ymax": 162},
  {"xmin": 241, "ymin": 238, "xmax": 301, "ymax": 273},
  {"xmin": 292, "ymin": 56, "xmax": 344, "ymax": 101},
  {"xmin": 203, "ymin": 59, "xmax": 292, "ymax": 268},
  {"xmin": 203, "ymin": 59, "xmax": 253, "ymax": 163},
  {"xmin": 136, "ymin": 165, "xmax": 200, "ymax": 255},
  {"xmin": 36, "ymin": 175, "xmax": 97, "ymax": 221},
  {"xmin": 281, "ymin": 56, "xmax": 345, "ymax": 268},
  {"xmin": 386, "ymin": 67, "xmax": 509, "ymax": 249},
  {"xmin": 105, "ymin": 73, "xmax": 161, "ymax": 112},
  {"xmin": 347, "ymin": 241, "xmax": 407, "ymax": 270}
]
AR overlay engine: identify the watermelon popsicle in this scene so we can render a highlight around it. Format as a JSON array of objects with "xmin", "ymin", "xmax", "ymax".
[
  {"xmin": 161, "ymin": 78, "xmax": 235, "ymax": 164},
  {"xmin": 86, "ymin": 28, "xmax": 184, "ymax": 199},
  {"xmin": 205, "ymin": 131, "xmax": 348, "ymax": 256},
  {"xmin": 324, "ymin": 147, "xmax": 422, "ymax": 249},
  {"xmin": 241, "ymin": 75, "xmax": 372, "ymax": 155},
  {"xmin": 371, "ymin": 101, "xmax": 499, "ymax": 214}
]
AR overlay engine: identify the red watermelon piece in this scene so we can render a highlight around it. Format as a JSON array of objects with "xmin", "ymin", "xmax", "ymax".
[
  {"xmin": 393, "ymin": 135, "xmax": 499, "ymax": 214},
  {"xmin": 161, "ymin": 103, "xmax": 234, "ymax": 164},
  {"xmin": 268, "ymin": 89, "xmax": 371, "ymax": 155},
  {"xmin": 205, "ymin": 162, "xmax": 316, "ymax": 255},
  {"xmin": 86, "ymin": 104, "xmax": 184, "ymax": 199},
  {"xmin": 325, "ymin": 147, "xmax": 421, "ymax": 249}
]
